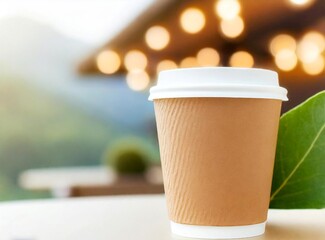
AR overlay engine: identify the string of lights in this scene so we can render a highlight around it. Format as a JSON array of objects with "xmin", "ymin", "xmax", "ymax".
[{"xmin": 91, "ymin": 0, "xmax": 324, "ymax": 91}]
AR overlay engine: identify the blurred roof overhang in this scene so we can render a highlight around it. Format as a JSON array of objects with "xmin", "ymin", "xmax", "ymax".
[{"xmin": 78, "ymin": 0, "xmax": 325, "ymax": 78}]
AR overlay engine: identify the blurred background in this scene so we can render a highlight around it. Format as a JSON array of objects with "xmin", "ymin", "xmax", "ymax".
[{"xmin": 0, "ymin": 0, "xmax": 324, "ymax": 200}]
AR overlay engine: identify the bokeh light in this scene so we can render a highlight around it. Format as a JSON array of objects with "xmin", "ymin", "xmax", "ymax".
[
  {"xmin": 215, "ymin": 0, "xmax": 241, "ymax": 20},
  {"xmin": 196, "ymin": 48, "xmax": 220, "ymax": 66},
  {"xmin": 220, "ymin": 16, "xmax": 244, "ymax": 38},
  {"xmin": 303, "ymin": 31, "xmax": 325, "ymax": 51},
  {"xmin": 126, "ymin": 70, "xmax": 150, "ymax": 91},
  {"xmin": 287, "ymin": 0, "xmax": 315, "ymax": 8},
  {"xmin": 229, "ymin": 51, "xmax": 254, "ymax": 68},
  {"xmin": 302, "ymin": 55, "xmax": 325, "ymax": 75},
  {"xmin": 145, "ymin": 26, "xmax": 170, "ymax": 51},
  {"xmin": 297, "ymin": 31, "xmax": 325, "ymax": 63},
  {"xmin": 275, "ymin": 49, "xmax": 298, "ymax": 71},
  {"xmin": 156, "ymin": 60, "xmax": 178, "ymax": 73},
  {"xmin": 269, "ymin": 34, "xmax": 297, "ymax": 56},
  {"xmin": 180, "ymin": 8, "xmax": 206, "ymax": 34},
  {"xmin": 180, "ymin": 57, "xmax": 199, "ymax": 68},
  {"xmin": 124, "ymin": 50, "xmax": 148, "ymax": 71},
  {"xmin": 297, "ymin": 40, "xmax": 322, "ymax": 63},
  {"xmin": 96, "ymin": 50, "xmax": 121, "ymax": 74}
]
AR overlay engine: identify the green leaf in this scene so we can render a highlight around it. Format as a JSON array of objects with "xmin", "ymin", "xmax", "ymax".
[{"xmin": 270, "ymin": 91, "xmax": 325, "ymax": 209}]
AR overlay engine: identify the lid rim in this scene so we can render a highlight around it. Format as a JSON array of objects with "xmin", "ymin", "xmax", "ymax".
[
  {"xmin": 149, "ymin": 85, "xmax": 288, "ymax": 101},
  {"xmin": 159, "ymin": 66, "xmax": 278, "ymax": 76},
  {"xmin": 149, "ymin": 67, "xmax": 288, "ymax": 101}
]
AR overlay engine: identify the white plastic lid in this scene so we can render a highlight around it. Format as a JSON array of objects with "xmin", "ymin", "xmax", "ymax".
[{"xmin": 148, "ymin": 67, "xmax": 288, "ymax": 101}]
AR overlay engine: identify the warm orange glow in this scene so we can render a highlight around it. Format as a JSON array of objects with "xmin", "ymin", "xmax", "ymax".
[
  {"xmin": 96, "ymin": 50, "xmax": 121, "ymax": 74},
  {"xmin": 298, "ymin": 43, "xmax": 319, "ymax": 64},
  {"xmin": 180, "ymin": 8, "xmax": 206, "ymax": 34},
  {"xmin": 145, "ymin": 26, "xmax": 170, "ymax": 51},
  {"xmin": 269, "ymin": 34, "xmax": 297, "ymax": 56},
  {"xmin": 297, "ymin": 41, "xmax": 321, "ymax": 63},
  {"xmin": 229, "ymin": 51, "xmax": 254, "ymax": 68},
  {"xmin": 126, "ymin": 70, "xmax": 150, "ymax": 91},
  {"xmin": 287, "ymin": 0, "xmax": 315, "ymax": 8},
  {"xmin": 156, "ymin": 60, "xmax": 178, "ymax": 73},
  {"xmin": 220, "ymin": 16, "xmax": 244, "ymax": 38},
  {"xmin": 290, "ymin": 0, "xmax": 312, "ymax": 4},
  {"xmin": 124, "ymin": 50, "xmax": 147, "ymax": 71},
  {"xmin": 297, "ymin": 31, "xmax": 325, "ymax": 63},
  {"xmin": 302, "ymin": 55, "xmax": 325, "ymax": 75},
  {"xmin": 196, "ymin": 48, "xmax": 220, "ymax": 66},
  {"xmin": 180, "ymin": 57, "xmax": 198, "ymax": 68},
  {"xmin": 275, "ymin": 49, "xmax": 297, "ymax": 71},
  {"xmin": 215, "ymin": 0, "xmax": 241, "ymax": 20},
  {"xmin": 303, "ymin": 31, "xmax": 325, "ymax": 51}
]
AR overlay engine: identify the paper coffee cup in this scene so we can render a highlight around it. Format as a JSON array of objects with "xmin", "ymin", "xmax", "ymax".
[{"xmin": 149, "ymin": 67, "xmax": 288, "ymax": 239}]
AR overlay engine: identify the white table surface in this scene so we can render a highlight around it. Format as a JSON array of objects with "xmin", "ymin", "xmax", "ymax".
[
  {"xmin": 19, "ymin": 166, "xmax": 116, "ymax": 197},
  {"xmin": 0, "ymin": 195, "xmax": 324, "ymax": 240}
]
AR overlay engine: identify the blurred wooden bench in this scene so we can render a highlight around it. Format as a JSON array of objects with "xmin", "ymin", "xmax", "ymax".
[{"xmin": 70, "ymin": 179, "xmax": 164, "ymax": 196}]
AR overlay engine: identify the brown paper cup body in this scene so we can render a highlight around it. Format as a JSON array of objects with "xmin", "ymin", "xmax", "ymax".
[{"xmin": 154, "ymin": 98, "xmax": 282, "ymax": 226}]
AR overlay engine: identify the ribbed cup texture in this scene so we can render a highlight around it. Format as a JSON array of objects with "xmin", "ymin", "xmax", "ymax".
[{"xmin": 154, "ymin": 98, "xmax": 281, "ymax": 226}]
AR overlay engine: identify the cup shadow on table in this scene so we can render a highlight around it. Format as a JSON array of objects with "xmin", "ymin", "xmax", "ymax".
[{"xmin": 171, "ymin": 222, "xmax": 324, "ymax": 240}]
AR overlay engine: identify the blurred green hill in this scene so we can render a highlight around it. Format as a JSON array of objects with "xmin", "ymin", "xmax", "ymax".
[{"xmin": 0, "ymin": 75, "xmax": 113, "ymax": 200}]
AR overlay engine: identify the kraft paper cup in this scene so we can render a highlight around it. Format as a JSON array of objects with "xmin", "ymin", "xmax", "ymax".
[{"xmin": 149, "ymin": 67, "xmax": 288, "ymax": 239}]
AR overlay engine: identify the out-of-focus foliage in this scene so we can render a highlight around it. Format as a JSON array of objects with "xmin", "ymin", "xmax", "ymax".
[
  {"xmin": 0, "ymin": 75, "xmax": 113, "ymax": 200},
  {"xmin": 103, "ymin": 136, "xmax": 160, "ymax": 174}
]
